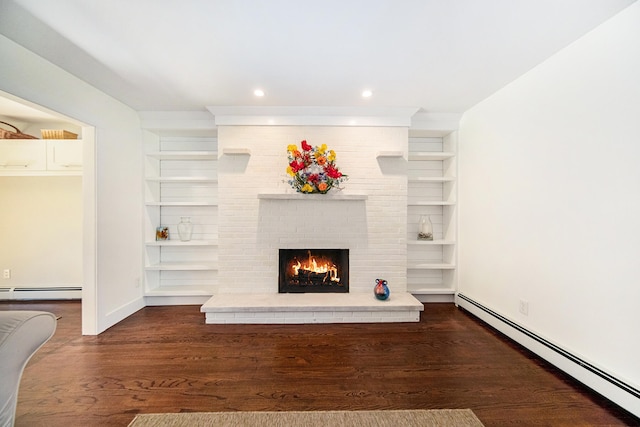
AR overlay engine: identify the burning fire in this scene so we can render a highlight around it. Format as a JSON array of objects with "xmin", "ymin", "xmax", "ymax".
[{"xmin": 291, "ymin": 250, "xmax": 340, "ymax": 283}]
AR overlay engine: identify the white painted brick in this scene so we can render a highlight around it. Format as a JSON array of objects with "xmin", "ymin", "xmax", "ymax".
[
  {"xmin": 211, "ymin": 312, "xmax": 237, "ymax": 320},
  {"xmin": 218, "ymin": 126, "xmax": 408, "ymax": 295}
]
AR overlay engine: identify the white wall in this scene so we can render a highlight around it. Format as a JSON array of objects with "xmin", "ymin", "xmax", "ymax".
[
  {"xmin": 458, "ymin": 0, "xmax": 640, "ymax": 412},
  {"xmin": 0, "ymin": 34, "xmax": 144, "ymax": 334},
  {"xmin": 0, "ymin": 177, "xmax": 82, "ymax": 287}
]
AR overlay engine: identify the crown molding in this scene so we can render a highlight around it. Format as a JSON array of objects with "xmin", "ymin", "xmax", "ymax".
[
  {"xmin": 138, "ymin": 108, "xmax": 463, "ymax": 136},
  {"xmin": 139, "ymin": 111, "xmax": 217, "ymax": 136},
  {"xmin": 206, "ymin": 106, "xmax": 421, "ymax": 127}
]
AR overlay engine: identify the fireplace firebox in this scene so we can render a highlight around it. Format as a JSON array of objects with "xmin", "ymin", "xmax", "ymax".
[{"xmin": 279, "ymin": 249, "xmax": 349, "ymax": 293}]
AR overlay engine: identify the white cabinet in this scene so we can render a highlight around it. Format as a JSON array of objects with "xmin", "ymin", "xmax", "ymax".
[
  {"xmin": 407, "ymin": 134, "xmax": 457, "ymax": 297},
  {"xmin": 46, "ymin": 140, "xmax": 83, "ymax": 171},
  {"xmin": 0, "ymin": 140, "xmax": 47, "ymax": 172},
  {"xmin": 143, "ymin": 136, "xmax": 218, "ymax": 300},
  {"xmin": 0, "ymin": 139, "xmax": 82, "ymax": 175}
]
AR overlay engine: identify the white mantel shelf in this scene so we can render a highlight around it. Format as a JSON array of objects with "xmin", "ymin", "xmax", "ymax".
[
  {"xmin": 258, "ymin": 192, "xmax": 368, "ymax": 200},
  {"xmin": 201, "ymin": 292, "xmax": 424, "ymax": 324}
]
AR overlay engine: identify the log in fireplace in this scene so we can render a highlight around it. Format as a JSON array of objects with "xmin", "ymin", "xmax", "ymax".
[{"xmin": 278, "ymin": 249, "xmax": 349, "ymax": 293}]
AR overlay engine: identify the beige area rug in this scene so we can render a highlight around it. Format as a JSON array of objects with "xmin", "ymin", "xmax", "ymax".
[{"xmin": 128, "ymin": 409, "xmax": 484, "ymax": 427}]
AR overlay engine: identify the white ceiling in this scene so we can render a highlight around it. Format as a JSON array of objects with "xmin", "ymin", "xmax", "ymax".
[
  {"xmin": 0, "ymin": 0, "xmax": 636, "ymax": 115},
  {"xmin": 0, "ymin": 95, "xmax": 67, "ymax": 122}
]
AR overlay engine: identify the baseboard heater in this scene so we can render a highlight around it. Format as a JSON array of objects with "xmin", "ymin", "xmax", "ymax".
[
  {"xmin": 0, "ymin": 286, "xmax": 82, "ymax": 300},
  {"xmin": 456, "ymin": 293, "xmax": 640, "ymax": 417}
]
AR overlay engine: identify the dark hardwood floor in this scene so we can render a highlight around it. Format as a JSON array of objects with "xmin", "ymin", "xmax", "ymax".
[{"xmin": 2, "ymin": 300, "xmax": 638, "ymax": 426}]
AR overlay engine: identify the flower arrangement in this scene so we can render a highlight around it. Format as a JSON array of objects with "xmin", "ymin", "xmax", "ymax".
[{"xmin": 286, "ymin": 140, "xmax": 348, "ymax": 194}]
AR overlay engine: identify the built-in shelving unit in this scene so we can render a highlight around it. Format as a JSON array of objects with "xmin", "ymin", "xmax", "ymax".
[
  {"xmin": 143, "ymin": 135, "xmax": 218, "ymax": 303},
  {"xmin": 407, "ymin": 133, "xmax": 457, "ymax": 300}
]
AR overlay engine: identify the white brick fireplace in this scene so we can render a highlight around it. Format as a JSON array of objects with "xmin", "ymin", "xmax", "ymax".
[{"xmin": 201, "ymin": 109, "xmax": 424, "ymax": 323}]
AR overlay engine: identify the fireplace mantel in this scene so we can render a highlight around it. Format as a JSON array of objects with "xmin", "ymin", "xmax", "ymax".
[{"xmin": 258, "ymin": 192, "xmax": 368, "ymax": 200}]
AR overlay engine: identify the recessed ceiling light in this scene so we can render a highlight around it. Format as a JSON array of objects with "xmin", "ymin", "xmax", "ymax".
[
  {"xmin": 362, "ymin": 90, "xmax": 373, "ymax": 98},
  {"xmin": 254, "ymin": 89, "xmax": 265, "ymax": 97}
]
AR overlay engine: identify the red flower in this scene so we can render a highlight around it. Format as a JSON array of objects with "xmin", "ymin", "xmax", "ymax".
[
  {"xmin": 308, "ymin": 174, "xmax": 320, "ymax": 183},
  {"xmin": 301, "ymin": 140, "xmax": 312, "ymax": 151},
  {"xmin": 289, "ymin": 160, "xmax": 304, "ymax": 172},
  {"xmin": 326, "ymin": 165, "xmax": 342, "ymax": 179}
]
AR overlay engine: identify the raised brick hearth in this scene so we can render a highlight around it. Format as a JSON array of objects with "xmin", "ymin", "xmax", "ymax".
[{"xmin": 201, "ymin": 292, "xmax": 424, "ymax": 324}]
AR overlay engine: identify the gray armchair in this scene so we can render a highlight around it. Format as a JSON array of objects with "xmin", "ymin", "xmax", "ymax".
[{"xmin": 0, "ymin": 311, "xmax": 56, "ymax": 427}]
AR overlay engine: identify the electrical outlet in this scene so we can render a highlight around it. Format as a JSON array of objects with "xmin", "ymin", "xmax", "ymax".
[
  {"xmin": 3, "ymin": 269, "xmax": 10, "ymax": 279},
  {"xmin": 519, "ymin": 299, "xmax": 529, "ymax": 316}
]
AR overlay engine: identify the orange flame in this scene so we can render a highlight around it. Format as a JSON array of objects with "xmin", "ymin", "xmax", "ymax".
[{"xmin": 291, "ymin": 250, "xmax": 340, "ymax": 283}]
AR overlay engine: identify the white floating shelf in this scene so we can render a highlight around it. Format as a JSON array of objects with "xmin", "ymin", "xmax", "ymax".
[
  {"xmin": 409, "ymin": 177, "xmax": 455, "ymax": 183},
  {"xmin": 376, "ymin": 151, "xmax": 404, "ymax": 158},
  {"xmin": 146, "ymin": 151, "xmax": 218, "ymax": 160},
  {"xmin": 145, "ymin": 177, "xmax": 218, "ymax": 183},
  {"xmin": 258, "ymin": 192, "xmax": 368, "ymax": 200},
  {"xmin": 145, "ymin": 201, "xmax": 218, "ymax": 206},
  {"xmin": 407, "ymin": 240, "xmax": 456, "ymax": 246},
  {"xmin": 221, "ymin": 148, "xmax": 251, "ymax": 155},
  {"xmin": 407, "ymin": 263, "xmax": 456, "ymax": 270},
  {"xmin": 145, "ymin": 240, "xmax": 218, "ymax": 246},
  {"xmin": 408, "ymin": 201, "xmax": 456, "ymax": 206},
  {"xmin": 408, "ymin": 152, "xmax": 455, "ymax": 161},
  {"xmin": 145, "ymin": 262, "xmax": 218, "ymax": 271}
]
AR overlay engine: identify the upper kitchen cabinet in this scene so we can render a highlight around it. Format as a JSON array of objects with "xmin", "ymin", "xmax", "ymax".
[
  {"xmin": 0, "ymin": 138, "xmax": 82, "ymax": 176},
  {"xmin": 1, "ymin": 104, "xmax": 83, "ymax": 176}
]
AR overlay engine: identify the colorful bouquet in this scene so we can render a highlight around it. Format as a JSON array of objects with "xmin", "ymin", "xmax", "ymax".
[{"xmin": 286, "ymin": 140, "xmax": 348, "ymax": 194}]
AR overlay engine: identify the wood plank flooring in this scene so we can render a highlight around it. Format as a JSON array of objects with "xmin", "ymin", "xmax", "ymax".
[{"xmin": 2, "ymin": 301, "xmax": 638, "ymax": 426}]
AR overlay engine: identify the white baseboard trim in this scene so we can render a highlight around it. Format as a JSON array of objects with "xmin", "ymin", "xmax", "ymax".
[
  {"xmin": 455, "ymin": 293, "xmax": 640, "ymax": 419},
  {"xmin": 412, "ymin": 293, "xmax": 455, "ymax": 303},
  {"xmin": 100, "ymin": 296, "xmax": 145, "ymax": 334},
  {"xmin": 145, "ymin": 295, "xmax": 211, "ymax": 306},
  {"xmin": 0, "ymin": 286, "xmax": 82, "ymax": 300}
]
